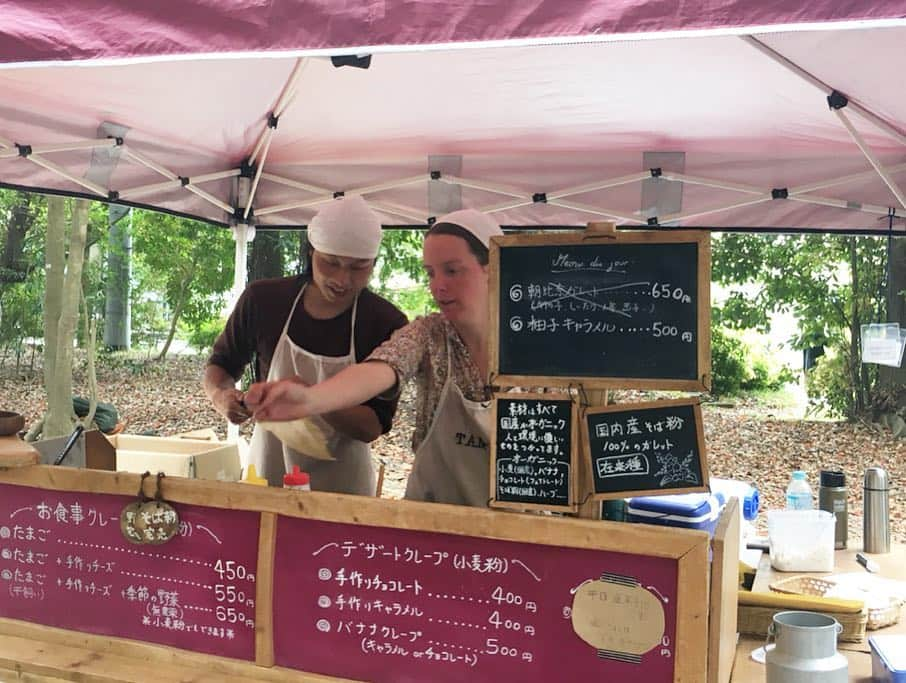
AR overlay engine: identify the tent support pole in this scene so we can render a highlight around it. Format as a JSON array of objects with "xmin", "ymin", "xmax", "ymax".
[
  {"xmin": 366, "ymin": 200, "xmax": 425, "ymax": 222},
  {"xmin": 791, "ymin": 162, "xmax": 906, "ymax": 195},
  {"xmin": 26, "ymin": 155, "xmax": 108, "ymax": 197},
  {"xmin": 244, "ymin": 128, "xmax": 275, "ymax": 219},
  {"xmin": 834, "ymin": 109, "xmax": 906, "ymax": 211},
  {"xmin": 546, "ymin": 198, "xmax": 646, "ymax": 224},
  {"xmin": 659, "ymin": 194, "xmax": 773, "ymax": 224},
  {"xmin": 741, "ymin": 35, "xmax": 906, "ymax": 146},
  {"xmin": 548, "ymin": 172, "xmax": 650, "ymax": 200},
  {"xmin": 227, "ymin": 224, "xmax": 254, "ymax": 442},
  {"xmin": 248, "ymin": 58, "xmax": 308, "ymax": 167},
  {"xmin": 261, "ymin": 172, "xmax": 330, "ymax": 195}
]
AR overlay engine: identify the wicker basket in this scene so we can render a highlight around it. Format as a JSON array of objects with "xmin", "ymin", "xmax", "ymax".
[
  {"xmin": 737, "ymin": 604, "xmax": 867, "ymax": 643},
  {"xmin": 738, "ymin": 586, "xmax": 867, "ymax": 642},
  {"xmin": 770, "ymin": 575, "xmax": 903, "ymax": 630}
]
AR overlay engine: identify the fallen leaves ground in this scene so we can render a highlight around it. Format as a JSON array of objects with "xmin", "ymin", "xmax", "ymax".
[{"xmin": 3, "ymin": 354, "xmax": 904, "ymax": 543}]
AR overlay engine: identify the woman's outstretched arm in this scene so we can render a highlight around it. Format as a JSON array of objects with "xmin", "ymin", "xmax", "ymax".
[{"xmin": 245, "ymin": 360, "xmax": 398, "ymax": 422}]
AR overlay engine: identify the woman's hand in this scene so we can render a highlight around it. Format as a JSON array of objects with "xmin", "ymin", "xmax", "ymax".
[{"xmin": 244, "ymin": 376, "xmax": 312, "ymax": 422}]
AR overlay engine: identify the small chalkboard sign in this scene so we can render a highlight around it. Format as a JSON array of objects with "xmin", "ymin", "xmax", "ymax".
[
  {"xmin": 489, "ymin": 229, "xmax": 710, "ymax": 391},
  {"xmin": 582, "ymin": 398, "xmax": 708, "ymax": 500},
  {"xmin": 490, "ymin": 392, "xmax": 578, "ymax": 511}
]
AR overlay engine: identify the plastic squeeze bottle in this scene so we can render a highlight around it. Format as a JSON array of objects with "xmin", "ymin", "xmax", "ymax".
[
  {"xmin": 785, "ymin": 470, "xmax": 813, "ymax": 510},
  {"xmin": 283, "ymin": 465, "xmax": 311, "ymax": 491}
]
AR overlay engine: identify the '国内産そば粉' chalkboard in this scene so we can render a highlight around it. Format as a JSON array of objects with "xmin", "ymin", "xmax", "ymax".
[
  {"xmin": 582, "ymin": 398, "xmax": 708, "ymax": 500},
  {"xmin": 489, "ymin": 230, "xmax": 710, "ymax": 391}
]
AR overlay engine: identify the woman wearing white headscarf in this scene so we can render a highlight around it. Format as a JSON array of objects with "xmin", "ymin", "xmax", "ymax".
[
  {"xmin": 246, "ymin": 209, "xmax": 504, "ymax": 507},
  {"xmin": 204, "ymin": 195, "xmax": 407, "ymax": 492}
]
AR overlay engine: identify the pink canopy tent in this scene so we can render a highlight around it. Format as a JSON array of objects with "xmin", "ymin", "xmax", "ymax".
[{"xmin": 0, "ymin": 0, "xmax": 905, "ymax": 236}]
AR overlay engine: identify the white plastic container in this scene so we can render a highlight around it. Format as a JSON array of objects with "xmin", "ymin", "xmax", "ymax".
[
  {"xmin": 869, "ymin": 634, "xmax": 906, "ymax": 682},
  {"xmin": 768, "ymin": 509, "xmax": 835, "ymax": 572}
]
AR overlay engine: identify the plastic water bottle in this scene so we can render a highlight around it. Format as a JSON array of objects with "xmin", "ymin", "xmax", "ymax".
[{"xmin": 785, "ymin": 470, "xmax": 814, "ymax": 510}]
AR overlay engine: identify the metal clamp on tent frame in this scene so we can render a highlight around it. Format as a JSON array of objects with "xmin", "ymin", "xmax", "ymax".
[{"xmin": 2, "ymin": 39, "xmax": 904, "ymax": 231}]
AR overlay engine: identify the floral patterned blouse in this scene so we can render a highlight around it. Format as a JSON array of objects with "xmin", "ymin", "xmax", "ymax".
[{"xmin": 367, "ymin": 313, "xmax": 491, "ymax": 451}]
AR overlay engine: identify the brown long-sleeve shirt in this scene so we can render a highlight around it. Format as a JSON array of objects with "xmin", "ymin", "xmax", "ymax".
[{"xmin": 208, "ymin": 275, "xmax": 408, "ymax": 433}]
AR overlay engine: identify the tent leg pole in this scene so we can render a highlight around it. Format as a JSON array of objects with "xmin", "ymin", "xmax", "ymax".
[{"xmin": 227, "ymin": 225, "xmax": 254, "ymax": 443}]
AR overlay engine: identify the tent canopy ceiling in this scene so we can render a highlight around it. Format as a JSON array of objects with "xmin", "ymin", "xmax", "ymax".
[{"xmin": 1, "ymin": 1, "xmax": 905, "ymax": 232}]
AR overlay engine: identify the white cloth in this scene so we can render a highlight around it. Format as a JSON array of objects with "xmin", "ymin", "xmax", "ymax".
[
  {"xmin": 308, "ymin": 195, "xmax": 382, "ymax": 259},
  {"xmin": 404, "ymin": 336, "xmax": 492, "ymax": 507},
  {"xmin": 247, "ymin": 284, "xmax": 375, "ymax": 493},
  {"xmin": 434, "ymin": 209, "xmax": 503, "ymax": 248}
]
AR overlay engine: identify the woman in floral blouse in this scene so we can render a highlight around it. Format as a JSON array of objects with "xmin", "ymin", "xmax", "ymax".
[{"xmin": 246, "ymin": 209, "xmax": 503, "ymax": 507}]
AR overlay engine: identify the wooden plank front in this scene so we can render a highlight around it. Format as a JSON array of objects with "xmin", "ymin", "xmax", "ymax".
[
  {"xmin": 0, "ymin": 466, "xmax": 709, "ymax": 682},
  {"xmin": 708, "ymin": 498, "xmax": 740, "ymax": 683}
]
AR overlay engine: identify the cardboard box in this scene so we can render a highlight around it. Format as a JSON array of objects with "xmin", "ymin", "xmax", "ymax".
[
  {"xmin": 33, "ymin": 429, "xmax": 117, "ymax": 470},
  {"xmin": 110, "ymin": 434, "xmax": 241, "ymax": 481}
]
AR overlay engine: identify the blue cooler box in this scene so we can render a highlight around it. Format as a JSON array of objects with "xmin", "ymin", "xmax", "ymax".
[
  {"xmin": 626, "ymin": 492, "xmax": 726, "ymax": 536},
  {"xmin": 870, "ymin": 635, "xmax": 906, "ymax": 682}
]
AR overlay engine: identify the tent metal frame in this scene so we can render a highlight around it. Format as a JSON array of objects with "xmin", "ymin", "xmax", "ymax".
[{"xmin": 1, "ymin": 38, "xmax": 904, "ymax": 235}]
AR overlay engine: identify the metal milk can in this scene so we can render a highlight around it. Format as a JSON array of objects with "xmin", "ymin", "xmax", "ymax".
[{"xmin": 765, "ymin": 611, "xmax": 848, "ymax": 682}]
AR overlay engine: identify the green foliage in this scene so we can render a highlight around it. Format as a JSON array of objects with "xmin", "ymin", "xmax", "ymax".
[
  {"xmin": 0, "ymin": 190, "xmax": 45, "ymax": 349},
  {"xmin": 712, "ymin": 232, "xmax": 888, "ymax": 417},
  {"xmin": 804, "ymin": 349, "xmax": 850, "ymax": 418},
  {"xmin": 131, "ymin": 210, "xmax": 234, "ymax": 352},
  {"xmin": 371, "ymin": 229, "xmax": 437, "ymax": 319},
  {"xmin": 709, "ymin": 323, "xmax": 797, "ymax": 397},
  {"xmin": 710, "ymin": 326, "xmax": 747, "ymax": 396},
  {"xmin": 375, "ymin": 229, "xmax": 427, "ymax": 287},
  {"xmin": 187, "ymin": 317, "xmax": 225, "ymax": 354}
]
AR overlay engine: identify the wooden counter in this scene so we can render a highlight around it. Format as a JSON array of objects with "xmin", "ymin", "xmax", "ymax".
[
  {"xmin": 731, "ymin": 544, "xmax": 906, "ymax": 681},
  {"xmin": 0, "ymin": 434, "xmax": 39, "ymax": 467},
  {"xmin": 0, "ymin": 464, "xmax": 711, "ymax": 682}
]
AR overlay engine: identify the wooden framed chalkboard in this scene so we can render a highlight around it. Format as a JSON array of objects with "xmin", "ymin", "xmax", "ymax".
[
  {"xmin": 0, "ymin": 481, "xmax": 263, "ymax": 662},
  {"xmin": 488, "ymin": 229, "xmax": 711, "ymax": 391},
  {"xmin": 489, "ymin": 392, "xmax": 578, "ymax": 512},
  {"xmin": 0, "ymin": 462, "xmax": 711, "ymax": 683},
  {"xmin": 581, "ymin": 398, "xmax": 709, "ymax": 501}
]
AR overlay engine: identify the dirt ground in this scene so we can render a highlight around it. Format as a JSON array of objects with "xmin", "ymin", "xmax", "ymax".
[{"xmin": 3, "ymin": 354, "xmax": 904, "ymax": 542}]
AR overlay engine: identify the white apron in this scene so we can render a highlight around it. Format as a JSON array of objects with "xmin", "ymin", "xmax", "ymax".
[
  {"xmin": 404, "ymin": 337, "xmax": 492, "ymax": 507},
  {"xmin": 247, "ymin": 284, "xmax": 375, "ymax": 494}
]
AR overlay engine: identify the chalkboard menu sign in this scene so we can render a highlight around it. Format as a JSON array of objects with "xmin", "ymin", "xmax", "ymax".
[
  {"xmin": 582, "ymin": 399, "xmax": 708, "ymax": 500},
  {"xmin": 490, "ymin": 392, "xmax": 577, "ymax": 511},
  {"xmin": 0, "ymin": 482, "xmax": 260, "ymax": 660},
  {"xmin": 273, "ymin": 516, "xmax": 680, "ymax": 682},
  {"xmin": 489, "ymin": 231, "xmax": 710, "ymax": 391}
]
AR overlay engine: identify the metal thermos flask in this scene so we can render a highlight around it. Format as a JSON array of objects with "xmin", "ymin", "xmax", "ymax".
[
  {"xmin": 818, "ymin": 470, "xmax": 847, "ymax": 549},
  {"xmin": 863, "ymin": 467, "xmax": 890, "ymax": 554}
]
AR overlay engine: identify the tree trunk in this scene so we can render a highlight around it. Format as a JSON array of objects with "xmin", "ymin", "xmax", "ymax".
[
  {"xmin": 81, "ymin": 286, "xmax": 99, "ymax": 428},
  {"xmin": 848, "ymin": 238, "xmax": 863, "ymax": 417},
  {"xmin": 1, "ymin": 193, "xmax": 32, "ymax": 283},
  {"xmin": 297, "ymin": 231, "xmax": 309, "ymax": 275},
  {"xmin": 156, "ymin": 267, "xmax": 194, "ymax": 361},
  {"xmin": 880, "ymin": 236, "xmax": 906, "ymax": 404},
  {"xmin": 43, "ymin": 198, "xmax": 66, "ymax": 413},
  {"xmin": 104, "ymin": 207, "xmax": 132, "ymax": 350},
  {"xmin": 249, "ymin": 229, "xmax": 284, "ymax": 282},
  {"xmin": 42, "ymin": 198, "xmax": 90, "ymax": 439}
]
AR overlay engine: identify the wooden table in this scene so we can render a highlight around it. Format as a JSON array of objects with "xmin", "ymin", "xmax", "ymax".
[{"xmin": 730, "ymin": 544, "xmax": 906, "ymax": 681}]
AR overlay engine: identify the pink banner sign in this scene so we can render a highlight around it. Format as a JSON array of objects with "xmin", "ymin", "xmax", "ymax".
[
  {"xmin": 274, "ymin": 517, "xmax": 679, "ymax": 681},
  {"xmin": 0, "ymin": 483, "xmax": 260, "ymax": 660}
]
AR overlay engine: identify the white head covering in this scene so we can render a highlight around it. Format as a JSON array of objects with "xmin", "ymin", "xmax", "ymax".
[
  {"xmin": 308, "ymin": 195, "xmax": 382, "ymax": 259},
  {"xmin": 434, "ymin": 209, "xmax": 503, "ymax": 248}
]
